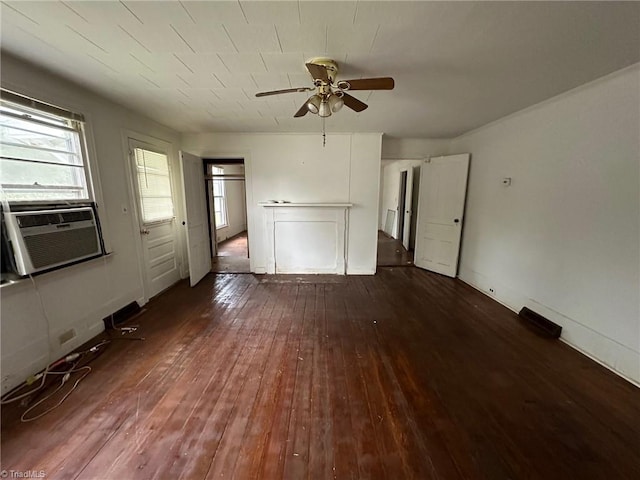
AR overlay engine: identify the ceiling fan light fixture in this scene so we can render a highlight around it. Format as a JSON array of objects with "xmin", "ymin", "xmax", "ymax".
[
  {"xmin": 318, "ymin": 98, "xmax": 332, "ymax": 117},
  {"xmin": 328, "ymin": 92, "xmax": 344, "ymax": 113},
  {"xmin": 307, "ymin": 94, "xmax": 321, "ymax": 114},
  {"xmin": 255, "ymin": 59, "xmax": 394, "ymax": 146}
]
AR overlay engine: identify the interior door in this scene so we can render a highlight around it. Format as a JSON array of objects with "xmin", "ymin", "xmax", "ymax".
[
  {"xmin": 180, "ymin": 151, "xmax": 211, "ymax": 287},
  {"xmin": 414, "ymin": 154, "xmax": 470, "ymax": 277},
  {"xmin": 400, "ymin": 168, "xmax": 414, "ymax": 250},
  {"xmin": 408, "ymin": 165, "xmax": 421, "ymax": 251},
  {"xmin": 129, "ymin": 141, "xmax": 181, "ymax": 299},
  {"xmin": 396, "ymin": 171, "xmax": 407, "ymax": 241}
]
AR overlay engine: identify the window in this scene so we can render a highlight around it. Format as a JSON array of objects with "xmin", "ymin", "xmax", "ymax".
[
  {"xmin": 0, "ymin": 91, "xmax": 90, "ymax": 203},
  {"xmin": 134, "ymin": 148, "xmax": 175, "ymax": 224},
  {"xmin": 0, "ymin": 90, "xmax": 105, "ymax": 278},
  {"xmin": 211, "ymin": 166, "xmax": 227, "ymax": 228}
]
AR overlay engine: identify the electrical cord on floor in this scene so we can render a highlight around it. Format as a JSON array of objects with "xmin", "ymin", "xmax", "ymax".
[
  {"xmin": 0, "ymin": 365, "xmax": 50, "ymax": 405},
  {"xmin": 20, "ymin": 361, "xmax": 92, "ymax": 422},
  {"xmin": 0, "ymin": 352, "xmax": 79, "ymax": 406},
  {"xmin": 106, "ymin": 312, "xmax": 145, "ymax": 341},
  {"xmin": 0, "ymin": 339, "xmax": 111, "ymax": 421}
]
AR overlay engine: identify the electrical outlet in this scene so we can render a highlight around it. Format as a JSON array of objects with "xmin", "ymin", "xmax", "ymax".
[{"xmin": 489, "ymin": 288, "xmax": 495, "ymax": 294}]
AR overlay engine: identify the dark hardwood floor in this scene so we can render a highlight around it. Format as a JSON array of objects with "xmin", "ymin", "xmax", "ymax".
[
  {"xmin": 217, "ymin": 231, "xmax": 248, "ymax": 257},
  {"xmin": 377, "ymin": 230, "xmax": 413, "ymax": 267},
  {"xmin": 212, "ymin": 231, "xmax": 250, "ymax": 273},
  {"xmin": 2, "ymin": 269, "xmax": 639, "ymax": 479}
]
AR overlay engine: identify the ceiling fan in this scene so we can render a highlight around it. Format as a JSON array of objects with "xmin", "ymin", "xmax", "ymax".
[{"xmin": 255, "ymin": 57, "xmax": 395, "ymax": 118}]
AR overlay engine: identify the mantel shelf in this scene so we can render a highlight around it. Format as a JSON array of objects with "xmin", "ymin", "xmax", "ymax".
[{"xmin": 259, "ymin": 202, "xmax": 353, "ymax": 208}]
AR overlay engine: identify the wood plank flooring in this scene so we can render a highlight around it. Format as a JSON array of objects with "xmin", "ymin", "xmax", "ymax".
[
  {"xmin": 2, "ymin": 269, "xmax": 639, "ymax": 479},
  {"xmin": 212, "ymin": 231, "xmax": 250, "ymax": 273},
  {"xmin": 217, "ymin": 231, "xmax": 248, "ymax": 257},
  {"xmin": 377, "ymin": 230, "xmax": 413, "ymax": 267}
]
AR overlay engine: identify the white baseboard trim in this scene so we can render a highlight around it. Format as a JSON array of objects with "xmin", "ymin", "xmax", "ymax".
[{"xmin": 347, "ymin": 268, "xmax": 376, "ymax": 275}]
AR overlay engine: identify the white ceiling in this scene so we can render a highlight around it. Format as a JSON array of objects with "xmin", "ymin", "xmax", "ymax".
[{"xmin": 1, "ymin": 1, "xmax": 638, "ymax": 138}]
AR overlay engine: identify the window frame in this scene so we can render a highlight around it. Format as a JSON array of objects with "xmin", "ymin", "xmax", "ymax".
[
  {"xmin": 211, "ymin": 166, "xmax": 228, "ymax": 229},
  {"xmin": 0, "ymin": 90, "xmax": 96, "ymax": 206},
  {"xmin": 0, "ymin": 89, "xmax": 108, "ymax": 279},
  {"xmin": 132, "ymin": 146, "xmax": 176, "ymax": 226}
]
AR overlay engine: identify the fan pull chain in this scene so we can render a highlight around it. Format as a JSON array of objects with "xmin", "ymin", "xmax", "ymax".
[{"xmin": 322, "ymin": 117, "xmax": 326, "ymax": 147}]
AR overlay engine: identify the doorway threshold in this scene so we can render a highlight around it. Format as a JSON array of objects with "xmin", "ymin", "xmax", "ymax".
[{"xmin": 211, "ymin": 256, "xmax": 250, "ymax": 274}]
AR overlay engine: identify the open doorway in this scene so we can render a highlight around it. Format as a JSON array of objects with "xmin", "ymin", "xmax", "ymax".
[
  {"xmin": 203, "ymin": 159, "xmax": 250, "ymax": 273},
  {"xmin": 377, "ymin": 161, "xmax": 421, "ymax": 268}
]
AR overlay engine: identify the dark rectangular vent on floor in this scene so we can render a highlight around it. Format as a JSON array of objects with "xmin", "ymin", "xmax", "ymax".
[
  {"xmin": 518, "ymin": 307, "xmax": 562, "ymax": 338},
  {"xmin": 103, "ymin": 301, "xmax": 142, "ymax": 329}
]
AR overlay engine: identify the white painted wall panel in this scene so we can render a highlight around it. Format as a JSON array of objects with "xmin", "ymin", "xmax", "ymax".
[
  {"xmin": 181, "ymin": 133, "xmax": 382, "ymax": 275},
  {"xmin": 451, "ymin": 65, "xmax": 640, "ymax": 384},
  {"xmin": 347, "ymin": 134, "xmax": 383, "ymax": 274},
  {"xmin": 0, "ymin": 55, "xmax": 183, "ymax": 394},
  {"xmin": 274, "ymin": 221, "xmax": 337, "ymax": 273}
]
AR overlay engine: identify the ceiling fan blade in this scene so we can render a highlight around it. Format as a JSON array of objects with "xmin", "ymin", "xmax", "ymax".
[
  {"xmin": 339, "ymin": 77, "xmax": 395, "ymax": 91},
  {"xmin": 342, "ymin": 93, "xmax": 368, "ymax": 112},
  {"xmin": 294, "ymin": 101, "xmax": 310, "ymax": 117},
  {"xmin": 255, "ymin": 87, "xmax": 312, "ymax": 97},
  {"xmin": 305, "ymin": 63, "xmax": 330, "ymax": 83}
]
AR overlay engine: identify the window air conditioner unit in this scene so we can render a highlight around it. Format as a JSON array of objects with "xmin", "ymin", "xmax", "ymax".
[{"xmin": 3, "ymin": 206, "xmax": 103, "ymax": 275}]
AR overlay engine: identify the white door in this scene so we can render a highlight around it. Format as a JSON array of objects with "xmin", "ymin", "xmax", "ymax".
[
  {"xmin": 414, "ymin": 154, "xmax": 470, "ymax": 277},
  {"xmin": 180, "ymin": 151, "xmax": 211, "ymax": 287},
  {"xmin": 400, "ymin": 168, "xmax": 414, "ymax": 250},
  {"xmin": 129, "ymin": 141, "xmax": 181, "ymax": 299}
]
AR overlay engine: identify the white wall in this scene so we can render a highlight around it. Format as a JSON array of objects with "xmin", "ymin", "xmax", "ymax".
[
  {"xmin": 380, "ymin": 159, "xmax": 422, "ymax": 234},
  {"xmin": 379, "ymin": 138, "xmax": 450, "ymax": 232},
  {"xmin": 215, "ymin": 164, "xmax": 246, "ymax": 243},
  {"xmin": 382, "ymin": 137, "xmax": 450, "ymax": 160},
  {"xmin": 1, "ymin": 55, "xmax": 183, "ymax": 394},
  {"xmin": 451, "ymin": 65, "xmax": 640, "ymax": 384},
  {"xmin": 181, "ymin": 133, "xmax": 382, "ymax": 275}
]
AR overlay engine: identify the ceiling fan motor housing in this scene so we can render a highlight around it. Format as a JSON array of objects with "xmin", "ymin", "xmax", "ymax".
[{"xmin": 307, "ymin": 57, "xmax": 339, "ymax": 84}]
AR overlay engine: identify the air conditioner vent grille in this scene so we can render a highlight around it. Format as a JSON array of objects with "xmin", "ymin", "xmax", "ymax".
[
  {"xmin": 24, "ymin": 227, "xmax": 99, "ymax": 268},
  {"xmin": 17, "ymin": 213, "xmax": 61, "ymax": 228},
  {"xmin": 60, "ymin": 210, "xmax": 93, "ymax": 223}
]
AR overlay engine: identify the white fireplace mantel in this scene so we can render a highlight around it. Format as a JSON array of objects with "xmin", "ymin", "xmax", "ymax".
[{"xmin": 260, "ymin": 202, "xmax": 352, "ymax": 274}]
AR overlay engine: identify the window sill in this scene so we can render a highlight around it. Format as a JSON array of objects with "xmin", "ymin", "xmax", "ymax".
[
  {"xmin": 0, "ymin": 252, "xmax": 113, "ymax": 289},
  {"xmin": 1, "ymin": 272, "xmax": 25, "ymax": 288}
]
